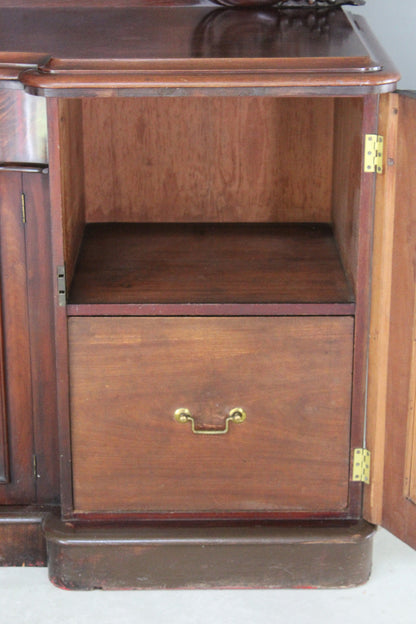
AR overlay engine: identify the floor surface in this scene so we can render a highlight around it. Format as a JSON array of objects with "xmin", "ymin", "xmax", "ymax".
[{"xmin": 0, "ymin": 528, "xmax": 415, "ymax": 623}]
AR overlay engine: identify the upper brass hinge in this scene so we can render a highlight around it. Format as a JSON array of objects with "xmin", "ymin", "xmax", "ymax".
[
  {"xmin": 352, "ymin": 448, "xmax": 371, "ymax": 484},
  {"xmin": 57, "ymin": 265, "xmax": 66, "ymax": 306},
  {"xmin": 364, "ymin": 134, "xmax": 384, "ymax": 174},
  {"xmin": 21, "ymin": 192, "xmax": 26, "ymax": 223}
]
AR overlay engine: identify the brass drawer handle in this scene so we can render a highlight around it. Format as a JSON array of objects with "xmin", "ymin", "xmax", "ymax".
[{"xmin": 174, "ymin": 407, "xmax": 246, "ymax": 435}]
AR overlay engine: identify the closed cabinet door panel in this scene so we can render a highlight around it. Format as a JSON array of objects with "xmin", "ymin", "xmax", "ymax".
[{"xmin": 0, "ymin": 171, "xmax": 34, "ymax": 503}]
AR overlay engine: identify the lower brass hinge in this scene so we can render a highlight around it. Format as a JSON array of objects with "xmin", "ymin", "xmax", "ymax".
[
  {"xmin": 352, "ymin": 448, "xmax": 371, "ymax": 484},
  {"xmin": 33, "ymin": 454, "xmax": 38, "ymax": 480},
  {"xmin": 57, "ymin": 265, "xmax": 66, "ymax": 306},
  {"xmin": 364, "ymin": 134, "xmax": 384, "ymax": 174}
]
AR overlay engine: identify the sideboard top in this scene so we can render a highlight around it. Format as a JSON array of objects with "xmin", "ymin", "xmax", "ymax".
[{"xmin": 0, "ymin": 4, "xmax": 399, "ymax": 96}]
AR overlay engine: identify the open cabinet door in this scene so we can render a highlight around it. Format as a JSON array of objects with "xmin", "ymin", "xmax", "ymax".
[{"xmin": 365, "ymin": 91, "xmax": 416, "ymax": 549}]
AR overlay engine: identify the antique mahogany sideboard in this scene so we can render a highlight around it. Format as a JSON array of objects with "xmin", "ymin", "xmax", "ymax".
[{"xmin": 0, "ymin": 0, "xmax": 415, "ymax": 589}]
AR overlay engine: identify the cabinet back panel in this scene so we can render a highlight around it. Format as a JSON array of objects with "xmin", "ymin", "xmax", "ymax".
[{"xmin": 81, "ymin": 97, "xmax": 334, "ymax": 223}]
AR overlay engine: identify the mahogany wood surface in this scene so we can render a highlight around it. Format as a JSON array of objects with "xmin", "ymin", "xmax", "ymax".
[
  {"xmin": 0, "ymin": 5, "xmax": 374, "ymax": 64},
  {"xmin": 382, "ymin": 93, "xmax": 416, "ymax": 549},
  {"xmin": 81, "ymin": 97, "xmax": 334, "ymax": 224},
  {"xmin": 0, "ymin": 289, "xmax": 9, "ymax": 483},
  {"xmin": 344, "ymin": 95, "xmax": 379, "ymax": 518},
  {"xmin": 68, "ymin": 223, "xmax": 354, "ymax": 306},
  {"xmin": 22, "ymin": 173, "xmax": 60, "ymax": 503},
  {"xmin": 69, "ymin": 316, "xmax": 354, "ymax": 515},
  {"xmin": 0, "ymin": 90, "xmax": 47, "ymax": 164},
  {"xmin": 0, "ymin": 5, "xmax": 399, "ymax": 95},
  {"xmin": 405, "ymin": 311, "xmax": 416, "ymax": 506},
  {"xmin": 0, "ymin": 508, "xmax": 47, "ymax": 567},
  {"xmin": 364, "ymin": 93, "xmax": 399, "ymax": 524},
  {"xmin": 67, "ymin": 303, "xmax": 356, "ymax": 317},
  {"xmin": 332, "ymin": 97, "xmax": 364, "ymax": 293},
  {"xmin": 46, "ymin": 98, "xmax": 73, "ymax": 516},
  {"xmin": 44, "ymin": 516, "xmax": 374, "ymax": 590},
  {"xmin": 0, "ymin": 172, "xmax": 35, "ymax": 504},
  {"xmin": 59, "ymin": 100, "xmax": 85, "ymax": 288}
]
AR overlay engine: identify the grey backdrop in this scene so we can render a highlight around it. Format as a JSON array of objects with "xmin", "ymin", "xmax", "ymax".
[{"xmin": 354, "ymin": 1, "xmax": 416, "ymax": 89}]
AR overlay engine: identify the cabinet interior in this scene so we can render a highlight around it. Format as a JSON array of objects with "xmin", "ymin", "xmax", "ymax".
[{"xmin": 58, "ymin": 96, "xmax": 364, "ymax": 311}]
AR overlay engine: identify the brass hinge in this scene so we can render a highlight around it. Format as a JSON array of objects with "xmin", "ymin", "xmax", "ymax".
[
  {"xmin": 21, "ymin": 193, "xmax": 26, "ymax": 223},
  {"xmin": 364, "ymin": 134, "xmax": 384, "ymax": 174},
  {"xmin": 57, "ymin": 265, "xmax": 66, "ymax": 306},
  {"xmin": 352, "ymin": 448, "xmax": 371, "ymax": 484},
  {"xmin": 32, "ymin": 454, "xmax": 38, "ymax": 480}
]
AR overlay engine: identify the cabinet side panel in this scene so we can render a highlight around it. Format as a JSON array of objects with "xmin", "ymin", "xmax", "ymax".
[
  {"xmin": 82, "ymin": 97, "xmax": 334, "ymax": 224},
  {"xmin": 382, "ymin": 93, "xmax": 416, "ymax": 549},
  {"xmin": 332, "ymin": 98, "xmax": 364, "ymax": 293}
]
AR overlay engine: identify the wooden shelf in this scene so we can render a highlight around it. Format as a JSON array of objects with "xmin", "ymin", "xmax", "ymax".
[{"xmin": 67, "ymin": 223, "xmax": 354, "ymax": 315}]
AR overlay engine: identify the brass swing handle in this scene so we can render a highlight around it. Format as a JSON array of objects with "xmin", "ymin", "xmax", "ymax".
[{"xmin": 174, "ymin": 407, "xmax": 247, "ymax": 435}]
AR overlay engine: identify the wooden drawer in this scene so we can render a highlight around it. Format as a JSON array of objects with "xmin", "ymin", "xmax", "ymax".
[{"xmin": 68, "ymin": 316, "xmax": 354, "ymax": 516}]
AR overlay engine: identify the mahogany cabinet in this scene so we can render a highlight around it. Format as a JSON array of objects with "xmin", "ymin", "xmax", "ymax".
[{"xmin": 0, "ymin": 0, "xmax": 415, "ymax": 587}]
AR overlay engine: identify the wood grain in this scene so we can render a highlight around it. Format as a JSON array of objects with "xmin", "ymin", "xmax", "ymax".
[
  {"xmin": 46, "ymin": 98, "xmax": 73, "ymax": 516},
  {"xmin": 0, "ymin": 5, "xmax": 399, "ymax": 94},
  {"xmin": 22, "ymin": 172, "xmax": 59, "ymax": 504},
  {"xmin": 0, "ymin": 6, "xmax": 374, "ymax": 67},
  {"xmin": 0, "ymin": 508, "xmax": 46, "ymax": 567},
  {"xmin": 364, "ymin": 93, "xmax": 399, "ymax": 524},
  {"xmin": 345, "ymin": 95, "xmax": 379, "ymax": 518},
  {"xmin": 68, "ymin": 223, "xmax": 354, "ymax": 306},
  {"xmin": 405, "ymin": 296, "xmax": 416, "ymax": 505},
  {"xmin": 0, "ymin": 172, "xmax": 35, "ymax": 504},
  {"xmin": 332, "ymin": 97, "xmax": 364, "ymax": 293},
  {"xmin": 69, "ymin": 316, "xmax": 354, "ymax": 515},
  {"xmin": 67, "ymin": 302, "xmax": 356, "ymax": 317},
  {"xmin": 0, "ymin": 90, "xmax": 47, "ymax": 165},
  {"xmin": 58, "ymin": 99, "xmax": 85, "ymax": 288},
  {"xmin": 82, "ymin": 97, "xmax": 334, "ymax": 224},
  {"xmin": 381, "ymin": 93, "xmax": 416, "ymax": 549},
  {"xmin": 0, "ymin": 286, "xmax": 9, "ymax": 483},
  {"xmin": 44, "ymin": 515, "xmax": 374, "ymax": 590}
]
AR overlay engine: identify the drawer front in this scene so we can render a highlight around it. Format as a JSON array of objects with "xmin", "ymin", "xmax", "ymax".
[{"xmin": 69, "ymin": 316, "xmax": 354, "ymax": 515}]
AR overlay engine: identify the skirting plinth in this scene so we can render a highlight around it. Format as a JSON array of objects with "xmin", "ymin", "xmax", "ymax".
[{"xmin": 43, "ymin": 515, "xmax": 375, "ymax": 590}]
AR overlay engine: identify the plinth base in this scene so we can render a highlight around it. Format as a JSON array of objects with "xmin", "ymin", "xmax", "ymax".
[
  {"xmin": 43, "ymin": 516, "xmax": 375, "ymax": 590},
  {"xmin": 0, "ymin": 507, "xmax": 47, "ymax": 566}
]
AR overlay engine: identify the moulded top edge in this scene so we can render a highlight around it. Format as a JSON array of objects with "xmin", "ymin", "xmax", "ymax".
[{"xmin": 0, "ymin": 6, "xmax": 400, "ymax": 93}]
